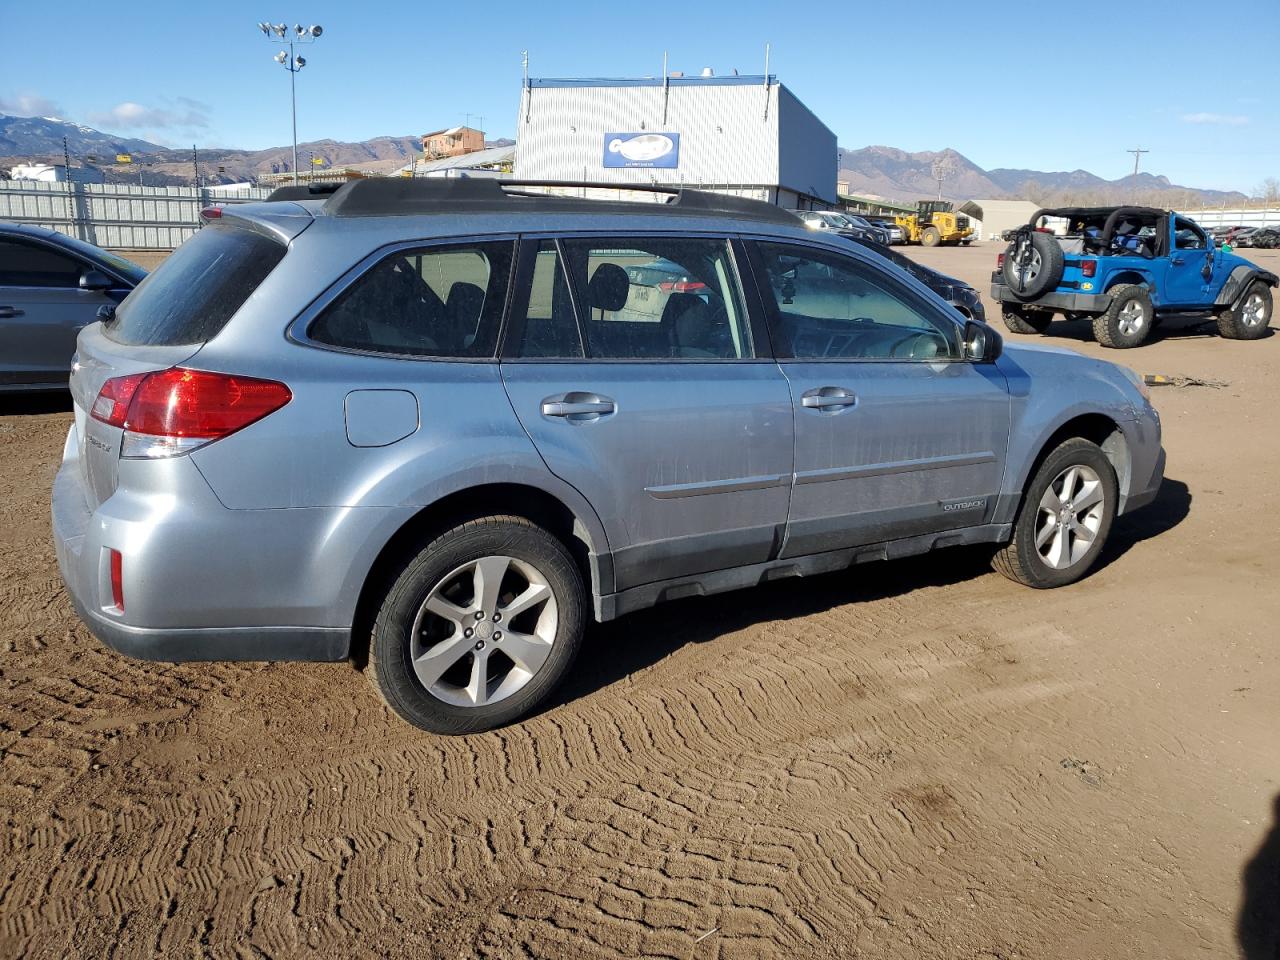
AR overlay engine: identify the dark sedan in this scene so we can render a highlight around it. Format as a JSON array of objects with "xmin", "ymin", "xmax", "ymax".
[
  {"xmin": 0, "ymin": 222, "xmax": 145, "ymax": 391},
  {"xmin": 844, "ymin": 235, "xmax": 986, "ymax": 322}
]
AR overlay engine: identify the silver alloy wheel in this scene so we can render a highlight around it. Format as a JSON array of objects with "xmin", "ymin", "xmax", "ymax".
[
  {"xmin": 1036, "ymin": 465, "xmax": 1106, "ymax": 570},
  {"xmin": 1242, "ymin": 292, "xmax": 1266, "ymax": 327},
  {"xmin": 1117, "ymin": 299, "xmax": 1147, "ymax": 336},
  {"xmin": 1013, "ymin": 248, "xmax": 1042, "ymax": 289},
  {"xmin": 410, "ymin": 555, "xmax": 558, "ymax": 708}
]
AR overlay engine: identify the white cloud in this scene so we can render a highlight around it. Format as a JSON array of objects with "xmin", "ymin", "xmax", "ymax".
[
  {"xmin": 1182, "ymin": 112, "xmax": 1250, "ymax": 126},
  {"xmin": 0, "ymin": 91, "xmax": 66, "ymax": 118},
  {"xmin": 88, "ymin": 97, "xmax": 211, "ymax": 131}
]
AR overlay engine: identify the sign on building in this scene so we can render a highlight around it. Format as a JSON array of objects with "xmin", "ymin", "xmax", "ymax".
[{"xmin": 603, "ymin": 133, "xmax": 680, "ymax": 169}]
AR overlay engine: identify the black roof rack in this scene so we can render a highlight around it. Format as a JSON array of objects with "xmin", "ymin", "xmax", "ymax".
[
  {"xmin": 321, "ymin": 177, "xmax": 801, "ymax": 225},
  {"xmin": 265, "ymin": 183, "xmax": 345, "ymax": 202}
]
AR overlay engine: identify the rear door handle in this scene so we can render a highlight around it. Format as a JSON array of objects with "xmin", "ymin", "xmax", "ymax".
[
  {"xmin": 1171, "ymin": 257, "xmax": 1185, "ymax": 266},
  {"xmin": 540, "ymin": 394, "xmax": 616, "ymax": 420},
  {"xmin": 0, "ymin": 306, "xmax": 23, "ymax": 319},
  {"xmin": 801, "ymin": 387, "xmax": 858, "ymax": 410}
]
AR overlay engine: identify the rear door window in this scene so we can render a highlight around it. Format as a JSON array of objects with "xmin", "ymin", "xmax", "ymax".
[
  {"xmin": 309, "ymin": 241, "xmax": 514, "ymax": 358},
  {"xmin": 105, "ymin": 223, "xmax": 285, "ymax": 346}
]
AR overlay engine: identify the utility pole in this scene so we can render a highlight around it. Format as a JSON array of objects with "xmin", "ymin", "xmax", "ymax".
[
  {"xmin": 1127, "ymin": 146, "xmax": 1148, "ymax": 177},
  {"xmin": 191, "ymin": 145, "xmax": 200, "ymax": 187},
  {"xmin": 258, "ymin": 22, "xmax": 324, "ymax": 184},
  {"xmin": 62, "ymin": 135, "xmax": 79, "ymax": 240}
]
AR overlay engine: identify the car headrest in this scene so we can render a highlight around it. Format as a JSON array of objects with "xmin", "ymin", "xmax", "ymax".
[
  {"xmin": 588, "ymin": 263, "xmax": 629, "ymax": 312},
  {"xmin": 445, "ymin": 281, "xmax": 485, "ymax": 324}
]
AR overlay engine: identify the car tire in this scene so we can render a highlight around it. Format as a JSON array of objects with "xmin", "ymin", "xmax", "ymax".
[
  {"xmin": 993, "ymin": 437, "xmax": 1118, "ymax": 589},
  {"xmin": 1093, "ymin": 284, "xmax": 1154, "ymax": 348},
  {"xmin": 1002, "ymin": 230, "xmax": 1064, "ymax": 299},
  {"xmin": 369, "ymin": 515, "xmax": 586, "ymax": 734},
  {"xmin": 1001, "ymin": 306, "xmax": 1052, "ymax": 335},
  {"xmin": 920, "ymin": 226, "xmax": 942, "ymax": 247},
  {"xmin": 1217, "ymin": 280, "xmax": 1273, "ymax": 340}
]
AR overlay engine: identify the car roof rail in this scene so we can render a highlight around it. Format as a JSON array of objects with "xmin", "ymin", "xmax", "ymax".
[
  {"xmin": 264, "ymin": 183, "xmax": 345, "ymax": 202},
  {"xmin": 321, "ymin": 177, "xmax": 801, "ymax": 225}
]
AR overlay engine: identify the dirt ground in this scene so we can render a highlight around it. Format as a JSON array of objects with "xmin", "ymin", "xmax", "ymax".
[{"xmin": 2, "ymin": 245, "xmax": 1278, "ymax": 959}]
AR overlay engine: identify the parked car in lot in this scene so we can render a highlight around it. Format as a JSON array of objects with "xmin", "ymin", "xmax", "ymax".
[
  {"xmin": 53, "ymin": 180, "xmax": 1164, "ymax": 734},
  {"xmin": 993, "ymin": 205, "xmax": 1276, "ymax": 347},
  {"xmin": 864, "ymin": 217, "xmax": 905, "ymax": 245},
  {"xmin": 0, "ymin": 222, "xmax": 145, "ymax": 391},
  {"xmin": 844, "ymin": 235, "xmax": 986, "ymax": 321},
  {"xmin": 1244, "ymin": 227, "xmax": 1280, "ymax": 249},
  {"xmin": 798, "ymin": 210, "xmax": 884, "ymax": 244}
]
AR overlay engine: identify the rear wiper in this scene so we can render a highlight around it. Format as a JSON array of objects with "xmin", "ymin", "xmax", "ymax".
[{"xmin": 96, "ymin": 304, "xmax": 116, "ymax": 324}]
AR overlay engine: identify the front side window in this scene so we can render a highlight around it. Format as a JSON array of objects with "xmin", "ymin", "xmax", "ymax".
[
  {"xmin": 0, "ymin": 239, "xmax": 82, "ymax": 288},
  {"xmin": 559, "ymin": 237, "xmax": 753, "ymax": 360},
  {"xmin": 1174, "ymin": 218, "xmax": 1207, "ymax": 250},
  {"xmin": 310, "ymin": 241, "xmax": 513, "ymax": 357},
  {"xmin": 755, "ymin": 242, "xmax": 961, "ymax": 361}
]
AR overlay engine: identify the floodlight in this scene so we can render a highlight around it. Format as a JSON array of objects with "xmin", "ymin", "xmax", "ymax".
[
  {"xmin": 308, "ymin": 24, "xmax": 322, "ymax": 37},
  {"xmin": 258, "ymin": 22, "xmax": 271, "ymax": 34},
  {"xmin": 294, "ymin": 56, "xmax": 306, "ymax": 69},
  {"xmin": 274, "ymin": 50, "xmax": 288, "ymax": 63},
  {"xmin": 274, "ymin": 23, "xmax": 287, "ymax": 37},
  {"xmin": 294, "ymin": 24, "xmax": 305, "ymax": 37}
]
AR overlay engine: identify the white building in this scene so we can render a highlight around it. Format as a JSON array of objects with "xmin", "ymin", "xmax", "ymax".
[
  {"xmin": 9, "ymin": 163, "xmax": 104, "ymax": 184},
  {"xmin": 514, "ymin": 73, "xmax": 836, "ymax": 209}
]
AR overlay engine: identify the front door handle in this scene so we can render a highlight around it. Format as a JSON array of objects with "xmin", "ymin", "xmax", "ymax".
[
  {"xmin": 1171, "ymin": 257, "xmax": 1186, "ymax": 266},
  {"xmin": 801, "ymin": 387, "xmax": 858, "ymax": 411},
  {"xmin": 540, "ymin": 393, "xmax": 616, "ymax": 420},
  {"xmin": 0, "ymin": 306, "xmax": 23, "ymax": 319}
]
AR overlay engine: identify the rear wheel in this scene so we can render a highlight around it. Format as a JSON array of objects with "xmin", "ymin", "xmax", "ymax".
[
  {"xmin": 1001, "ymin": 306, "xmax": 1052, "ymax": 335},
  {"xmin": 993, "ymin": 438, "xmax": 1117, "ymax": 589},
  {"xmin": 1093, "ymin": 284, "xmax": 1153, "ymax": 348},
  {"xmin": 920, "ymin": 226, "xmax": 942, "ymax": 247},
  {"xmin": 369, "ymin": 515, "xmax": 586, "ymax": 734},
  {"xmin": 1217, "ymin": 280, "xmax": 1272, "ymax": 340}
]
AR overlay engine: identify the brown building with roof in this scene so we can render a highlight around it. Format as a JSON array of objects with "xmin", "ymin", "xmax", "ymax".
[{"xmin": 421, "ymin": 126, "xmax": 485, "ymax": 159}]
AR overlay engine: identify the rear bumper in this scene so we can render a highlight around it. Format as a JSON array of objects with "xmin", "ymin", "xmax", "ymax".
[
  {"xmin": 51, "ymin": 427, "xmax": 414, "ymax": 663},
  {"xmin": 991, "ymin": 281, "xmax": 1111, "ymax": 314},
  {"xmin": 52, "ymin": 457, "xmax": 351, "ymax": 662}
]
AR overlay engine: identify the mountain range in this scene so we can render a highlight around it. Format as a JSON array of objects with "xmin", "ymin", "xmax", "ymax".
[{"xmin": 0, "ymin": 114, "xmax": 1249, "ymax": 205}]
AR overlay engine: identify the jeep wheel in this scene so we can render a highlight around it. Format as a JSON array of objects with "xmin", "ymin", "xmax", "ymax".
[
  {"xmin": 993, "ymin": 438, "xmax": 1117, "ymax": 589},
  {"xmin": 1217, "ymin": 280, "xmax": 1273, "ymax": 340},
  {"xmin": 1002, "ymin": 230, "xmax": 1064, "ymax": 299},
  {"xmin": 1002, "ymin": 306, "xmax": 1052, "ymax": 335},
  {"xmin": 1093, "ymin": 284, "xmax": 1153, "ymax": 348},
  {"xmin": 920, "ymin": 226, "xmax": 942, "ymax": 247},
  {"xmin": 369, "ymin": 515, "xmax": 586, "ymax": 734}
]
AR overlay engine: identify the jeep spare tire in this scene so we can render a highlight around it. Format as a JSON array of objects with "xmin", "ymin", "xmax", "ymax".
[{"xmin": 1003, "ymin": 231, "xmax": 1064, "ymax": 300}]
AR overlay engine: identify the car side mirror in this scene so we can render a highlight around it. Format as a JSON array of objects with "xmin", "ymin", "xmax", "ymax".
[
  {"xmin": 80, "ymin": 269, "xmax": 112, "ymax": 291},
  {"xmin": 964, "ymin": 319, "xmax": 1002, "ymax": 363}
]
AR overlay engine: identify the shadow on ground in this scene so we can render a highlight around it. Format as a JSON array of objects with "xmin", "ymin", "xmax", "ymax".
[
  {"xmin": 549, "ymin": 476, "xmax": 1191, "ymax": 711},
  {"xmin": 1031, "ymin": 315, "xmax": 1273, "ymax": 346},
  {"xmin": 0, "ymin": 390, "xmax": 73, "ymax": 415},
  {"xmin": 1239, "ymin": 794, "xmax": 1280, "ymax": 959}
]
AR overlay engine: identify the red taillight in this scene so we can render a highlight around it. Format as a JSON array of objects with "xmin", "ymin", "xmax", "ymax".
[
  {"xmin": 658, "ymin": 280, "xmax": 706, "ymax": 293},
  {"xmin": 109, "ymin": 549, "xmax": 124, "ymax": 612},
  {"xmin": 1081, "ymin": 259, "xmax": 1097, "ymax": 278},
  {"xmin": 90, "ymin": 368, "xmax": 291, "ymax": 456},
  {"xmin": 996, "ymin": 253, "xmax": 1005, "ymax": 270},
  {"xmin": 90, "ymin": 373, "xmax": 146, "ymax": 427},
  {"xmin": 200, "ymin": 206, "xmax": 222, "ymax": 220},
  {"xmin": 123, "ymin": 368, "xmax": 291, "ymax": 439}
]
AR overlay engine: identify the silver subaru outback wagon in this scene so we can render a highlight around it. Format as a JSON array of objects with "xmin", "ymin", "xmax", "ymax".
[{"xmin": 51, "ymin": 179, "xmax": 1164, "ymax": 734}]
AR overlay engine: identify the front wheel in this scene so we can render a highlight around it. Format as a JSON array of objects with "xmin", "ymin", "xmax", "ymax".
[
  {"xmin": 920, "ymin": 226, "xmax": 942, "ymax": 247},
  {"xmin": 1217, "ymin": 280, "xmax": 1273, "ymax": 340},
  {"xmin": 993, "ymin": 438, "xmax": 1118, "ymax": 589},
  {"xmin": 369, "ymin": 515, "xmax": 586, "ymax": 734}
]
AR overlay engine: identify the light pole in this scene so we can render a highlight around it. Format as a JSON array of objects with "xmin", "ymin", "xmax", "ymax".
[{"xmin": 257, "ymin": 21, "xmax": 323, "ymax": 184}]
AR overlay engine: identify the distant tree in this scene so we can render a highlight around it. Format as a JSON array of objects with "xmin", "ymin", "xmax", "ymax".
[{"xmin": 1255, "ymin": 177, "xmax": 1280, "ymax": 204}]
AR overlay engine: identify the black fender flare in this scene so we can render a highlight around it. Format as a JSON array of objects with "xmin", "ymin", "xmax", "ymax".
[{"xmin": 1215, "ymin": 266, "xmax": 1279, "ymax": 308}]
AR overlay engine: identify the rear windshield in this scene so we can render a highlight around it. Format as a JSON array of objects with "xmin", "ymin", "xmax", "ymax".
[{"xmin": 104, "ymin": 223, "xmax": 285, "ymax": 346}]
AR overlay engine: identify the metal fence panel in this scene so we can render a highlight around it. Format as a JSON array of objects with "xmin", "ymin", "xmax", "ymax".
[{"xmin": 0, "ymin": 180, "xmax": 273, "ymax": 249}]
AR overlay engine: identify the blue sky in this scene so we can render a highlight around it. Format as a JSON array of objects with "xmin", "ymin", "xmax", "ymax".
[{"xmin": 2, "ymin": 0, "xmax": 1276, "ymax": 193}]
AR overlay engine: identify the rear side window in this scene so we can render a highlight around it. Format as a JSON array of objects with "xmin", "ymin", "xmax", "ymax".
[
  {"xmin": 0, "ymin": 239, "xmax": 83, "ymax": 288},
  {"xmin": 105, "ymin": 224, "xmax": 285, "ymax": 346},
  {"xmin": 309, "ymin": 241, "xmax": 513, "ymax": 357}
]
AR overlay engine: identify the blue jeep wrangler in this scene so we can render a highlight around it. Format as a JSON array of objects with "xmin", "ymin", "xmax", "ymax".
[{"xmin": 991, "ymin": 206, "xmax": 1276, "ymax": 347}]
